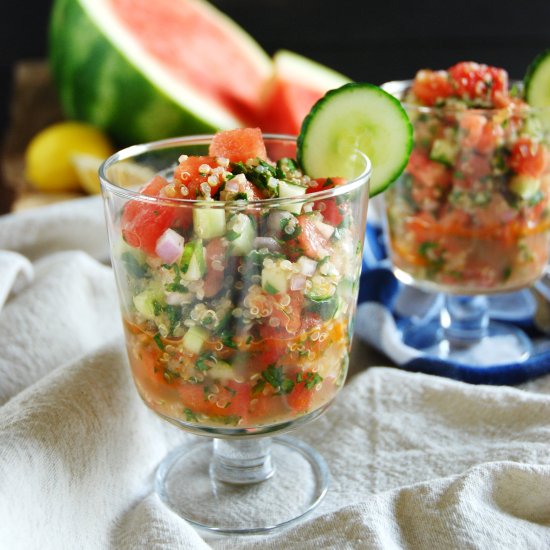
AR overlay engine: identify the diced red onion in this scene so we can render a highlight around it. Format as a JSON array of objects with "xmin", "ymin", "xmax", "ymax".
[
  {"xmin": 155, "ymin": 228, "xmax": 184, "ymax": 264},
  {"xmin": 290, "ymin": 273, "xmax": 306, "ymax": 291},
  {"xmin": 297, "ymin": 256, "xmax": 317, "ymax": 276},
  {"xmin": 315, "ymin": 220, "xmax": 335, "ymax": 240},
  {"xmin": 253, "ymin": 237, "xmax": 281, "ymax": 252},
  {"xmin": 225, "ymin": 179, "xmax": 239, "ymax": 193}
]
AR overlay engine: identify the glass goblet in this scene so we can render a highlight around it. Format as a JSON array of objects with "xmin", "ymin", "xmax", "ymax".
[
  {"xmin": 382, "ymin": 80, "xmax": 550, "ymax": 366},
  {"xmin": 100, "ymin": 135, "xmax": 371, "ymax": 533}
]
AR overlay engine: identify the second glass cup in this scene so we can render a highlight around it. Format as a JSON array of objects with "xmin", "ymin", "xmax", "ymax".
[{"xmin": 382, "ymin": 80, "xmax": 550, "ymax": 364}]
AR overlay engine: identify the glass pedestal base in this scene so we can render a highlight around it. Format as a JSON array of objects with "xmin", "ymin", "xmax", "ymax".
[
  {"xmin": 402, "ymin": 319, "xmax": 532, "ymax": 366},
  {"xmin": 156, "ymin": 436, "xmax": 329, "ymax": 535}
]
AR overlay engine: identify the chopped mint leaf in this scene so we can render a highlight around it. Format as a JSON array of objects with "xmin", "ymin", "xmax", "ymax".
[
  {"xmin": 305, "ymin": 372, "xmax": 323, "ymax": 390},
  {"xmin": 153, "ymin": 333, "xmax": 165, "ymax": 350},
  {"xmin": 152, "ymin": 300, "xmax": 163, "ymax": 317},
  {"xmin": 252, "ymin": 379, "xmax": 266, "ymax": 395},
  {"xmin": 164, "ymin": 304, "xmax": 183, "ymax": 334},
  {"xmin": 196, "ymin": 352, "xmax": 214, "ymax": 372},
  {"xmin": 180, "ymin": 241, "xmax": 195, "ymax": 273},
  {"xmin": 165, "ymin": 282, "xmax": 188, "ymax": 293},
  {"xmin": 264, "ymin": 282, "xmax": 279, "ymax": 295},
  {"xmin": 418, "ymin": 241, "xmax": 438, "ymax": 257},
  {"xmin": 280, "ymin": 378, "xmax": 295, "ymax": 394},
  {"xmin": 230, "ymin": 159, "xmax": 277, "ymax": 193},
  {"xmin": 262, "ymin": 364, "xmax": 284, "ymax": 389},
  {"xmin": 221, "ymin": 414, "xmax": 241, "ymax": 426}
]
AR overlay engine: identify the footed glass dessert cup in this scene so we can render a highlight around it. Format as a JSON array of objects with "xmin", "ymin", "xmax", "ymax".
[
  {"xmin": 382, "ymin": 79, "xmax": 550, "ymax": 366},
  {"xmin": 100, "ymin": 135, "xmax": 371, "ymax": 533}
]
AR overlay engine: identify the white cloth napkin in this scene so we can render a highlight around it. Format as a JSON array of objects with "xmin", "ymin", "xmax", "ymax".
[{"xmin": 1, "ymin": 197, "xmax": 550, "ymax": 549}]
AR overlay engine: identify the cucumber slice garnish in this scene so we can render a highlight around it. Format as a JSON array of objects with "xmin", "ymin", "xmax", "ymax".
[
  {"xmin": 297, "ymin": 82, "xmax": 413, "ymax": 197},
  {"xmin": 524, "ymin": 49, "xmax": 550, "ymax": 107}
]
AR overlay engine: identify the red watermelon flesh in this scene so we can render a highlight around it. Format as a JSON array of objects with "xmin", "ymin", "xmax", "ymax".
[
  {"xmin": 261, "ymin": 80, "xmax": 326, "ymax": 135},
  {"xmin": 259, "ymin": 50, "xmax": 351, "ymax": 135},
  {"xmin": 209, "ymin": 127, "xmax": 267, "ymax": 162},
  {"xmin": 110, "ymin": 0, "xmax": 271, "ymax": 123}
]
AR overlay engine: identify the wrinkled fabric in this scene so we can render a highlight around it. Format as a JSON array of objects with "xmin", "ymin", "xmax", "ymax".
[{"xmin": 0, "ymin": 198, "xmax": 549, "ymax": 549}]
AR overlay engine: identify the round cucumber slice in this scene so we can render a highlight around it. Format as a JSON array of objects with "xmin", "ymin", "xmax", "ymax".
[
  {"xmin": 524, "ymin": 49, "xmax": 550, "ymax": 107},
  {"xmin": 297, "ymin": 82, "xmax": 413, "ymax": 197}
]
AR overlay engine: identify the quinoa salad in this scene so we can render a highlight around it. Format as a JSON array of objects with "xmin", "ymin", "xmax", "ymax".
[
  {"xmin": 384, "ymin": 62, "xmax": 550, "ymax": 293},
  {"xmin": 111, "ymin": 129, "xmax": 367, "ymax": 430}
]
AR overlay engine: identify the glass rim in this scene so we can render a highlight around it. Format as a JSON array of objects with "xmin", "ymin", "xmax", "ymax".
[
  {"xmin": 99, "ymin": 133, "xmax": 372, "ymax": 208},
  {"xmin": 381, "ymin": 78, "xmax": 550, "ymax": 115}
]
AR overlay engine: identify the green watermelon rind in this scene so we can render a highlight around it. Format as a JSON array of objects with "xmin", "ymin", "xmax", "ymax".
[
  {"xmin": 49, "ymin": 0, "xmax": 270, "ymax": 144},
  {"xmin": 273, "ymin": 49, "xmax": 351, "ymax": 90}
]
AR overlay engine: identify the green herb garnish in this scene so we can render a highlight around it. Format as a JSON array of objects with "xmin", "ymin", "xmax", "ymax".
[
  {"xmin": 153, "ymin": 333, "xmax": 165, "ymax": 350},
  {"xmin": 184, "ymin": 408, "xmax": 199, "ymax": 422}
]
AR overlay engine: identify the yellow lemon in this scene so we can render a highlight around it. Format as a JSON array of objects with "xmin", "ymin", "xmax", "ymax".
[
  {"xmin": 72, "ymin": 155, "xmax": 157, "ymax": 194},
  {"xmin": 24, "ymin": 122, "xmax": 114, "ymax": 193}
]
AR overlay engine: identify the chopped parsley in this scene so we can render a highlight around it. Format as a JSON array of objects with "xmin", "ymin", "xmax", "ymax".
[
  {"xmin": 261, "ymin": 364, "xmax": 295, "ymax": 394},
  {"xmin": 153, "ymin": 333, "xmax": 165, "ymax": 350},
  {"xmin": 121, "ymin": 252, "xmax": 149, "ymax": 279},
  {"xmin": 196, "ymin": 352, "xmax": 214, "ymax": 372},
  {"xmin": 184, "ymin": 408, "xmax": 199, "ymax": 422},
  {"xmin": 304, "ymin": 372, "xmax": 323, "ymax": 390}
]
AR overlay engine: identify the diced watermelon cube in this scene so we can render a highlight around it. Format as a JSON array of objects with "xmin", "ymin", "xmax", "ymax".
[{"xmin": 209, "ymin": 127, "xmax": 267, "ymax": 162}]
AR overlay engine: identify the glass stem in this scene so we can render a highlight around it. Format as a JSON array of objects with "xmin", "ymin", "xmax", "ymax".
[
  {"xmin": 441, "ymin": 295, "xmax": 489, "ymax": 347},
  {"xmin": 211, "ymin": 437, "xmax": 275, "ymax": 485}
]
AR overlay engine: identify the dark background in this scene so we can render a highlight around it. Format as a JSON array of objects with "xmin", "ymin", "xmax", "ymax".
[{"xmin": 1, "ymin": 0, "xmax": 549, "ymax": 186}]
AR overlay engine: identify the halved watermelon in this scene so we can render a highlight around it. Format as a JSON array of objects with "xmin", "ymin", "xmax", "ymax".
[
  {"xmin": 259, "ymin": 50, "xmax": 351, "ymax": 136},
  {"xmin": 49, "ymin": 0, "xmax": 272, "ymax": 144}
]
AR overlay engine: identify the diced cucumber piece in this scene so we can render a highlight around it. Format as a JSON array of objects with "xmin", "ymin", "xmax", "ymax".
[
  {"xmin": 183, "ymin": 325, "xmax": 209, "ymax": 355},
  {"xmin": 133, "ymin": 288, "xmax": 163, "ymax": 321},
  {"xmin": 297, "ymin": 82, "xmax": 412, "ymax": 197},
  {"xmin": 306, "ymin": 276, "xmax": 336, "ymax": 301},
  {"xmin": 509, "ymin": 174, "xmax": 541, "ymax": 199},
  {"xmin": 227, "ymin": 213, "xmax": 256, "ymax": 256},
  {"xmin": 207, "ymin": 359, "xmax": 234, "ymax": 381},
  {"xmin": 337, "ymin": 277, "xmax": 355, "ymax": 299},
  {"xmin": 278, "ymin": 180, "xmax": 307, "ymax": 214},
  {"xmin": 180, "ymin": 240, "xmax": 206, "ymax": 281},
  {"xmin": 193, "ymin": 207, "xmax": 226, "ymax": 239},
  {"xmin": 262, "ymin": 264, "xmax": 288, "ymax": 295},
  {"xmin": 430, "ymin": 138, "xmax": 458, "ymax": 166},
  {"xmin": 306, "ymin": 295, "xmax": 339, "ymax": 321}
]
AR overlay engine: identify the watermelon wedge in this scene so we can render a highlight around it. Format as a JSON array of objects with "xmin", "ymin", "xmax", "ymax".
[
  {"xmin": 49, "ymin": 0, "xmax": 272, "ymax": 144},
  {"xmin": 259, "ymin": 50, "xmax": 351, "ymax": 136}
]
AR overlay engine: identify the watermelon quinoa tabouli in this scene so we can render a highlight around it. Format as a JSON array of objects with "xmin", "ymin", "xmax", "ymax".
[
  {"xmin": 384, "ymin": 61, "xmax": 550, "ymax": 294},
  {"xmin": 116, "ymin": 128, "xmax": 366, "ymax": 429},
  {"xmin": 49, "ymin": 0, "xmax": 350, "ymax": 144}
]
